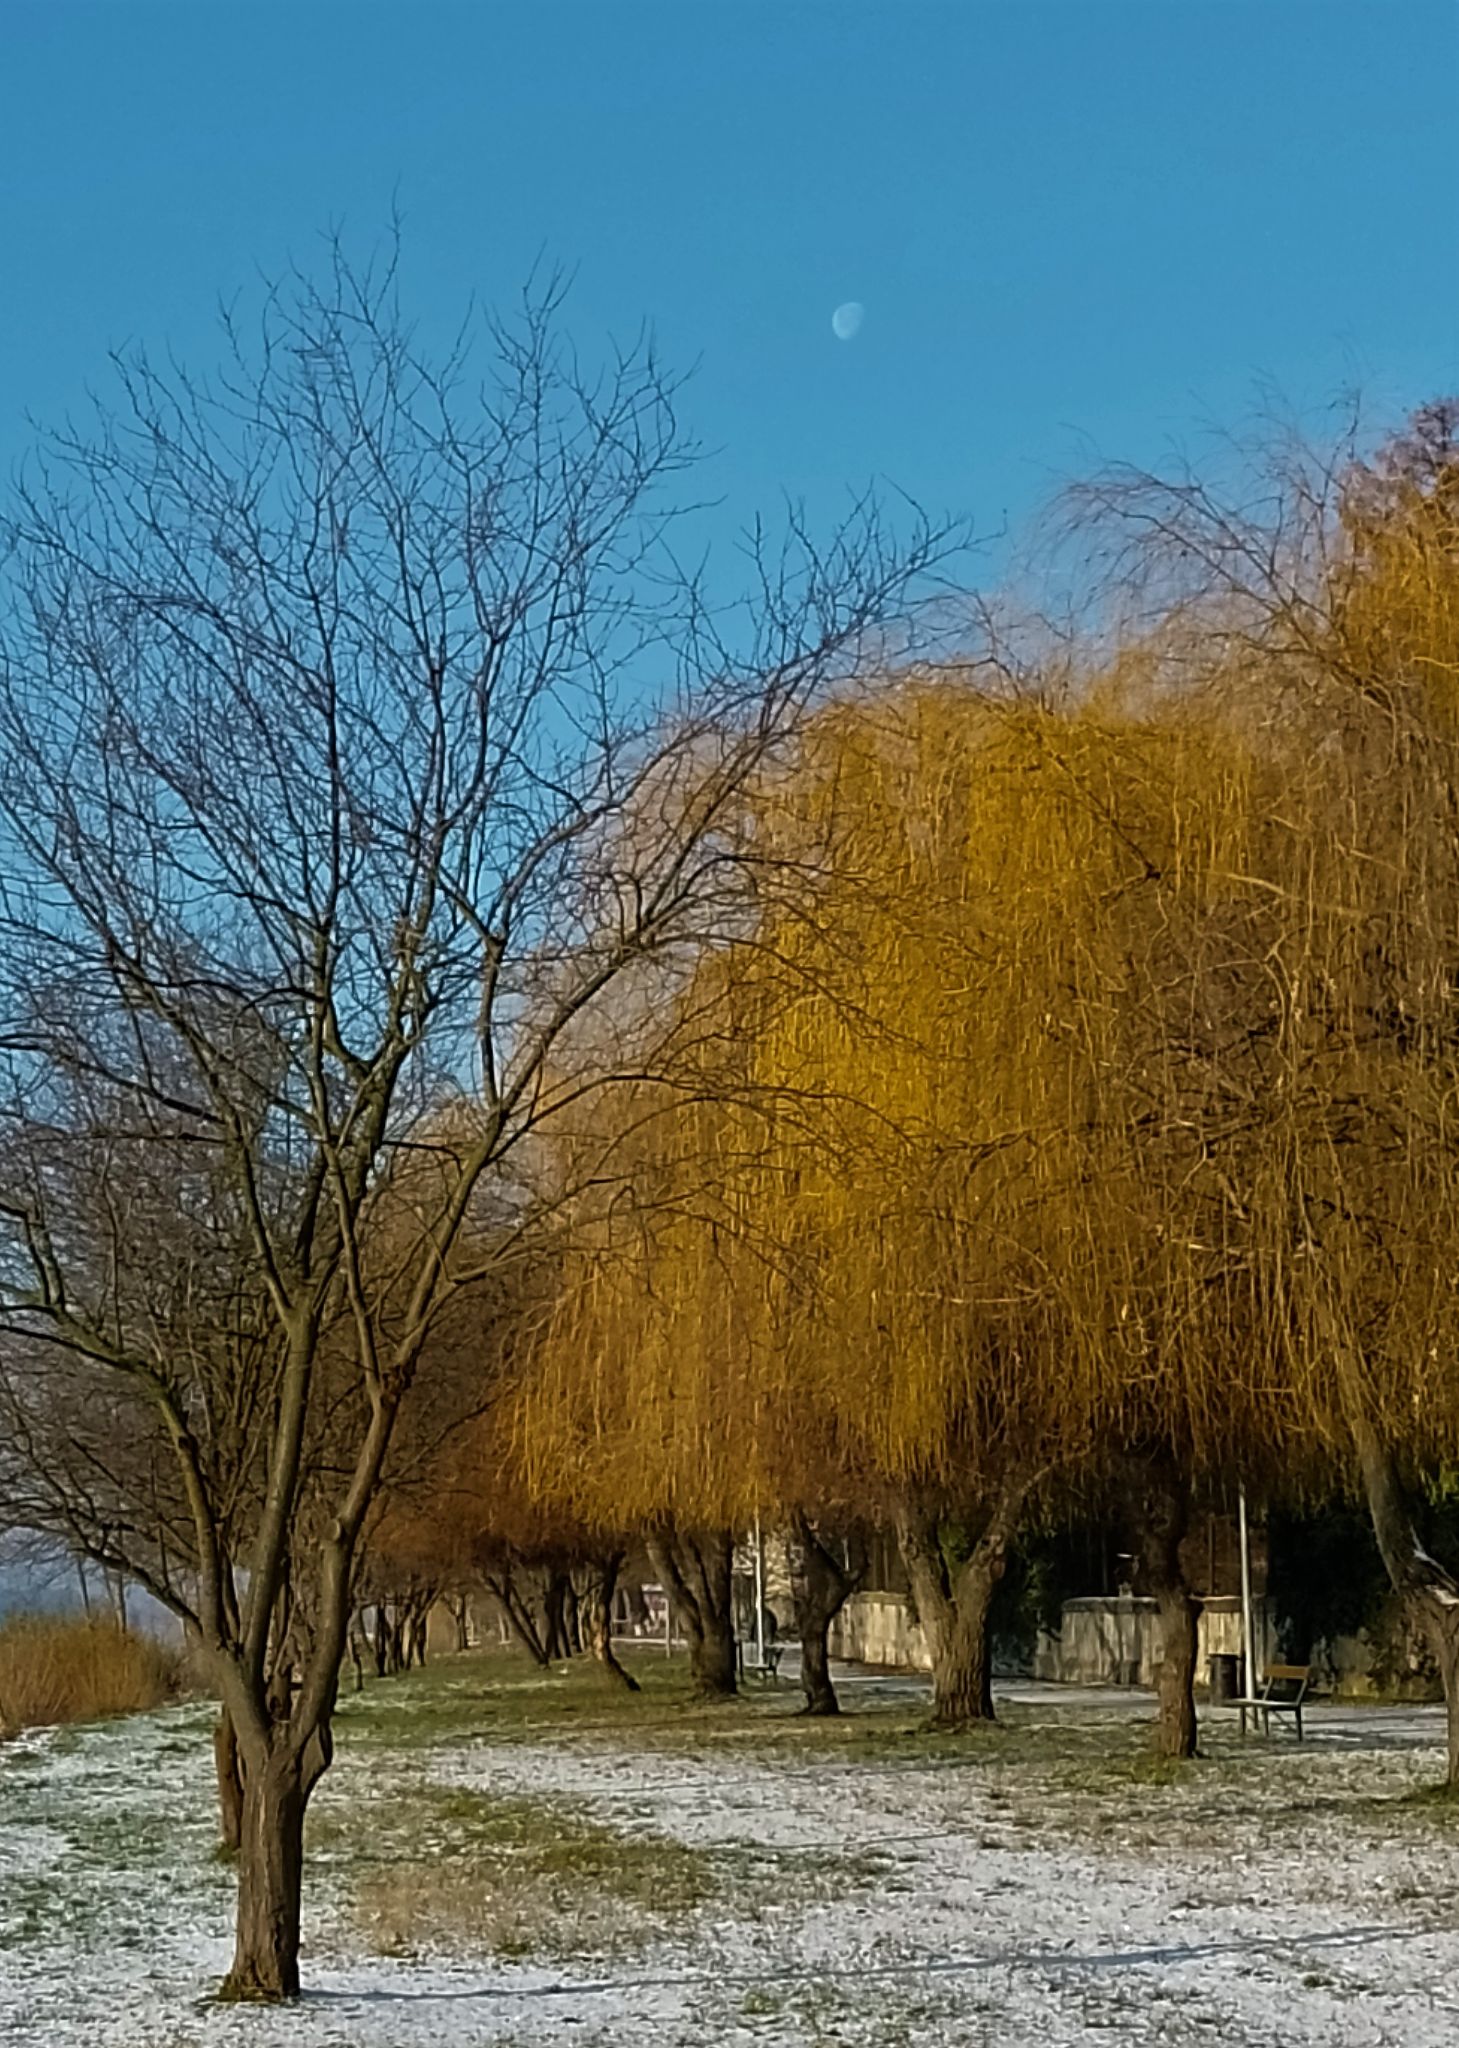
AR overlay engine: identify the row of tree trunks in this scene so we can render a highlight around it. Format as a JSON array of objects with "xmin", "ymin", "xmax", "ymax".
[
  {"xmin": 480, "ymin": 1562, "xmax": 577, "ymax": 1665},
  {"xmin": 481, "ymin": 1553, "xmax": 643, "ymax": 1688},
  {"xmin": 647, "ymin": 1527, "xmax": 737, "ymax": 1697},
  {"xmin": 788, "ymin": 1514, "xmax": 865, "ymax": 1716},
  {"xmin": 367, "ymin": 1593, "xmax": 433, "ymax": 1678}
]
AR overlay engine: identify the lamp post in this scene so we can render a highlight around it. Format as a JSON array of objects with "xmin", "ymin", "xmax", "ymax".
[
  {"xmin": 753, "ymin": 1515, "xmax": 766, "ymax": 1668},
  {"xmin": 1238, "ymin": 1481, "xmax": 1258, "ymax": 1715}
]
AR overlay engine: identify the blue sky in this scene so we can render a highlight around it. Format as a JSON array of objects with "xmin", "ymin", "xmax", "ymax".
[{"xmin": 3, "ymin": 2, "xmax": 1454, "ymax": 575}]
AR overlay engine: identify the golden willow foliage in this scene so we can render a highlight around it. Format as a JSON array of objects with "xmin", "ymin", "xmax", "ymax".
[
  {"xmin": 514, "ymin": 421, "xmax": 1459, "ymax": 1529},
  {"xmin": 1258, "ymin": 428, "xmax": 1459, "ymax": 1467},
  {"xmin": 738, "ymin": 686, "xmax": 1302, "ymax": 1483},
  {"xmin": 519, "ymin": 685, "xmax": 1290, "ymax": 1522}
]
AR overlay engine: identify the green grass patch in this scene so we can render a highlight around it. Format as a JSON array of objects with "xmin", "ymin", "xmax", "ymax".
[
  {"xmin": 319, "ymin": 1643, "xmax": 1459, "ymax": 1951},
  {"xmin": 332, "ymin": 1644, "xmax": 709, "ymax": 1752}
]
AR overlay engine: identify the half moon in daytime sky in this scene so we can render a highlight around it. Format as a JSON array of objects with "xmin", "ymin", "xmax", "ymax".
[{"xmin": 831, "ymin": 301, "xmax": 864, "ymax": 341}]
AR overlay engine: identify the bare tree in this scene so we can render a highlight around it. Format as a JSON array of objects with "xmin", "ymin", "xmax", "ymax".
[{"xmin": 0, "ymin": 240, "xmax": 956, "ymax": 1999}]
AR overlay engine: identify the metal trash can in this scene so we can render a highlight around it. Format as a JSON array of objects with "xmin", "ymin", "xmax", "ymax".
[{"xmin": 1209, "ymin": 1652, "xmax": 1240, "ymax": 1701}]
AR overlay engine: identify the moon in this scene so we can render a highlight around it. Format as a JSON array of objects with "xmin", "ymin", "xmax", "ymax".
[{"xmin": 831, "ymin": 302, "xmax": 864, "ymax": 342}]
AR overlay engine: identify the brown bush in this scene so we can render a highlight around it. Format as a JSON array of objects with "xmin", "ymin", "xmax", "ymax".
[{"xmin": 0, "ymin": 1616, "xmax": 178, "ymax": 1733}]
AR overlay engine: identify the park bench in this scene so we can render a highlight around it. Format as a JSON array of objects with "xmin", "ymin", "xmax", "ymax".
[
  {"xmin": 1229, "ymin": 1662, "xmax": 1312, "ymax": 1740},
  {"xmin": 738, "ymin": 1638, "xmax": 785, "ymax": 1684}
]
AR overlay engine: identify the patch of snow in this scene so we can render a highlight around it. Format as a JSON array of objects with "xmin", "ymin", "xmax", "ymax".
[{"xmin": 5, "ymin": 1683, "xmax": 1459, "ymax": 2046}]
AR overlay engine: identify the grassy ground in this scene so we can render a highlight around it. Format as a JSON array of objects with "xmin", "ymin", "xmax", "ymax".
[
  {"xmin": 7, "ymin": 1641, "xmax": 1459, "ymax": 2045},
  {"xmin": 321, "ymin": 1648, "xmax": 899, "ymax": 1962},
  {"xmin": 329, "ymin": 1640, "xmax": 1459, "ymax": 1869}
]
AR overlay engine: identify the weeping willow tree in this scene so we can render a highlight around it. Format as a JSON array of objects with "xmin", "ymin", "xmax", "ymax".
[
  {"xmin": 1075, "ymin": 402, "xmax": 1459, "ymax": 1779},
  {"xmin": 473, "ymin": 408, "xmax": 1459, "ymax": 1765},
  {"xmin": 739, "ymin": 679, "xmax": 1333, "ymax": 1736},
  {"xmin": 505, "ymin": 1065, "xmax": 780, "ymax": 1699},
  {"xmin": 514, "ymin": 671, "xmax": 1320, "ymax": 1738},
  {"xmin": 1275, "ymin": 427, "xmax": 1459, "ymax": 1776}
]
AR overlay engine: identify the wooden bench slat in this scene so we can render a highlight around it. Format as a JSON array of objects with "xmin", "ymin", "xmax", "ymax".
[{"xmin": 1212, "ymin": 1661, "xmax": 1311, "ymax": 1741}]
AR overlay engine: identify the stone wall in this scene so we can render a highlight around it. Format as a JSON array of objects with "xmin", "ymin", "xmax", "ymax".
[
  {"xmin": 830, "ymin": 1591, "xmax": 931, "ymax": 1670},
  {"xmin": 831, "ymin": 1587, "xmax": 1276, "ymax": 1689},
  {"xmin": 1038, "ymin": 1594, "xmax": 1274, "ymax": 1688}
]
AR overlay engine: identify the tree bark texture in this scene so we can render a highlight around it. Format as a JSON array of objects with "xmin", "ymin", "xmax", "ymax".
[
  {"xmin": 1131, "ymin": 1459, "xmax": 1198, "ymax": 1759},
  {"xmin": 788, "ymin": 1514, "xmax": 865, "ymax": 1716},
  {"xmin": 542, "ymin": 1572, "xmax": 573, "ymax": 1662},
  {"xmin": 648, "ymin": 1527, "xmax": 737, "ymax": 1698},
  {"xmin": 579, "ymin": 1553, "xmax": 640, "ymax": 1690},
  {"xmin": 896, "ymin": 1478, "xmax": 1030, "ymax": 1729},
  {"xmin": 213, "ymin": 1709, "xmax": 245, "ymax": 1856},
  {"xmin": 219, "ymin": 1736, "xmax": 328, "ymax": 2003}
]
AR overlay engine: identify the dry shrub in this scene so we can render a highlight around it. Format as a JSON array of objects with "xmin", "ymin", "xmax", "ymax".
[{"xmin": 0, "ymin": 1616, "xmax": 178, "ymax": 1733}]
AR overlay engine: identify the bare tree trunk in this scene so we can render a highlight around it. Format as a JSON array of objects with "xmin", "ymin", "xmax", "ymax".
[
  {"xmin": 648, "ymin": 1528, "xmax": 737, "ymax": 1698},
  {"xmin": 542, "ymin": 1572, "xmax": 572, "ymax": 1662},
  {"xmin": 788, "ymin": 1515, "xmax": 865, "ymax": 1716},
  {"xmin": 449, "ymin": 1594, "xmax": 470, "ymax": 1653},
  {"xmin": 220, "ymin": 1740, "xmax": 324, "ymax": 2003},
  {"xmin": 1131, "ymin": 1460, "xmax": 1198, "ymax": 1759},
  {"xmin": 213, "ymin": 1710, "xmax": 245, "ymax": 1856},
  {"xmin": 579, "ymin": 1553, "xmax": 640, "ymax": 1690},
  {"xmin": 896, "ymin": 1478, "xmax": 1030, "ymax": 1730},
  {"xmin": 346, "ymin": 1617, "xmax": 366, "ymax": 1694},
  {"xmin": 482, "ymin": 1568, "xmax": 552, "ymax": 1667},
  {"xmin": 1441, "ymin": 1635, "xmax": 1459, "ymax": 1792},
  {"xmin": 923, "ymin": 1566, "xmax": 997, "ymax": 1726},
  {"xmin": 405, "ymin": 1595, "xmax": 430, "ymax": 1668}
]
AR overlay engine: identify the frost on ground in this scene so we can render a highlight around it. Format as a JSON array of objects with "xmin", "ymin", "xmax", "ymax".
[{"xmin": 4, "ymin": 1658, "xmax": 1459, "ymax": 2048}]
